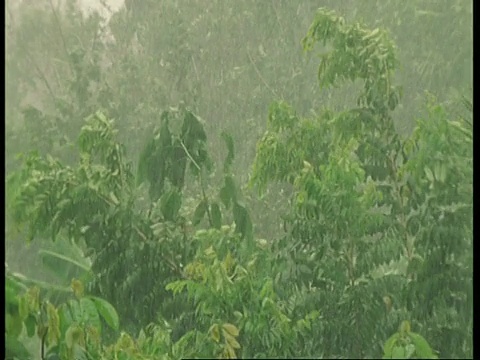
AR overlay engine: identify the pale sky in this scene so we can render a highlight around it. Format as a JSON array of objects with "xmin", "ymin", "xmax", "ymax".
[{"xmin": 78, "ymin": 0, "xmax": 125, "ymax": 20}]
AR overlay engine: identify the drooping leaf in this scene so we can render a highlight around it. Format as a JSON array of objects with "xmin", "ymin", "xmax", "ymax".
[
  {"xmin": 58, "ymin": 303, "xmax": 74, "ymax": 338},
  {"xmin": 408, "ymin": 332, "xmax": 438, "ymax": 359},
  {"xmin": 88, "ymin": 296, "xmax": 119, "ymax": 331},
  {"xmin": 160, "ymin": 189, "xmax": 182, "ymax": 221},
  {"xmin": 209, "ymin": 324, "xmax": 221, "ymax": 342},
  {"xmin": 25, "ymin": 314, "xmax": 36, "ymax": 337},
  {"xmin": 170, "ymin": 140, "xmax": 187, "ymax": 188},
  {"xmin": 40, "ymin": 249, "xmax": 92, "ymax": 285},
  {"xmin": 383, "ymin": 330, "xmax": 400, "ymax": 357},
  {"xmin": 221, "ymin": 131, "xmax": 235, "ymax": 173},
  {"xmin": 210, "ymin": 202, "xmax": 222, "ymax": 229},
  {"xmin": 233, "ymin": 202, "xmax": 253, "ymax": 241},
  {"xmin": 220, "ymin": 175, "xmax": 237, "ymax": 209},
  {"xmin": 192, "ymin": 199, "xmax": 208, "ymax": 226},
  {"xmin": 46, "ymin": 302, "xmax": 61, "ymax": 345}
]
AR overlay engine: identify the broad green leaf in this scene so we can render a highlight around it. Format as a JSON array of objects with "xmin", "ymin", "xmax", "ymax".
[
  {"xmin": 219, "ymin": 185, "xmax": 232, "ymax": 209},
  {"xmin": 6, "ymin": 314, "xmax": 23, "ymax": 338},
  {"xmin": 192, "ymin": 199, "xmax": 208, "ymax": 225},
  {"xmin": 209, "ymin": 324, "xmax": 220, "ymax": 342},
  {"xmin": 224, "ymin": 175, "xmax": 237, "ymax": 204},
  {"xmin": 88, "ymin": 296, "xmax": 119, "ymax": 331},
  {"xmin": 160, "ymin": 189, "xmax": 182, "ymax": 221},
  {"xmin": 383, "ymin": 333, "xmax": 400, "ymax": 358},
  {"xmin": 391, "ymin": 345, "xmax": 407, "ymax": 359},
  {"xmin": 39, "ymin": 249, "xmax": 91, "ymax": 274},
  {"xmin": 408, "ymin": 332, "xmax": 438, "ymax": 359},
  {"xmin": 233, "ymin": 202, "xmax": 253, "ymax": 241},
  {"xmin": 6, "ymin": 276, "xmax": 26, "ymax": 305},
  {"xmin": 18, "ymin": 296, "xmax": 28, "ymax": 320},
  {"xmin": 80, "ymin": 298, "xmax": 101, "ymax": 334},
  {"xmin": 58, "ymin": 304, "xmax": 74, "ymax": 337},
  {"xmin": 25, "ymin": 314, "xmax": 36, "ymax": 337}
]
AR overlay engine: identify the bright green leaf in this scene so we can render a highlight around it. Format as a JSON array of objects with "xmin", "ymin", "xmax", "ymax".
[{"xmin": 88, "ymin": 296, "xmax": 119, "ymax": 331}]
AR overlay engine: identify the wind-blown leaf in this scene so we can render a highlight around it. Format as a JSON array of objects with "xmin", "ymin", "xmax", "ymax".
[
  {"xmin": 88, "ymin": 296, "xmax": 119, "ymax": 331},
  {"xmin": 210, "ymin": 202, "xmax": 222, "ymax": 229},
  {"xmin": 160, "ymin": 189, "xmax": 182, "ymax": 221},
  {"xmin": 408, "ymin": 332, "xmax": 438, "ymax": 359},
  {"xmin": 80, "ymin": 298, "xmax": 101, "ymax": 334},
  {"xmin": 192, "ymin": 199, "xmax": 208, "ymax": 225},
  {"xmin": 383, "ymin": 333, "xmax": 400, "ymax": 359},
  {"xmin": 219, "ymin": 175, "xmax": 237, "ymax": 209},
  {"xmin": 233, "ymin": 202, "xmax": 253, "ymax": 241},
  {"xmin": 221, "ymin": 132, "xmax": 235, "ymax": 173}
]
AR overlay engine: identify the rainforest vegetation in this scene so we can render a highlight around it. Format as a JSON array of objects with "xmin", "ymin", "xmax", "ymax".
[{"xmin": 5, "ymin": 1, "xmax": 472, "ymax": 359}]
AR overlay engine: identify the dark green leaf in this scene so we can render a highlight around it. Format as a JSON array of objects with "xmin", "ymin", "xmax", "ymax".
[
  {"xmin": 210, "ymin": 202, "xmax": 222, "ymax": 229},
  {"xmin": 25, "ymin": 314, "xmax": 36, "ymax": 337},
  {"xmin": 224, "ymin": 175, "xmax": 237, "ymax": 204},
  {"xmin": 233, "ymin": 202, "xmax": 253, "ymax": 241},
  {"xmin": 160, "ymin": 189, "xmax": 182, "ymax": 221},
  {"xmin": 192, "ymin": 199, "xmax": 208, "ymax": 226},
  {"xmin": 221, "ymin": 132, "xmax": 235, "ymax": 173}
]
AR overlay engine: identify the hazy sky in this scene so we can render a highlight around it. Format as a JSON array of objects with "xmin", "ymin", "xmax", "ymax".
[{"xmin": 78, "ymin": 0, "xmax": 124, "ymax": 20}]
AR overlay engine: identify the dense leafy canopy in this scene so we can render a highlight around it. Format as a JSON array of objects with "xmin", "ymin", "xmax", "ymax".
[{"xmin": 6, "ymin": 1, "xmax": 471, "ymax": 359}]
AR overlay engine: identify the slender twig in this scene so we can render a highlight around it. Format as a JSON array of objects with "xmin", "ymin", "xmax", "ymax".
[
  {"xmin": 191, "ymin": 55, "xmax": 200, "ymax": 82},
  {"xmin": 25, "ymin": 52, "xmax": 58, "ymax": 106},
  {"xmin": 271, "ymin": 0, "xmax": 287, "ymax": 42},
  {"xmin": 246, "ymin": 49, "xmax": 279, "ymax": 99},
  {"xmin": 178, "ymin": 139, "xmax": 200, "ymax": 171},
  {"xmin": 48, "ymin": 0, "xmax": 70, "ymax": 61}
]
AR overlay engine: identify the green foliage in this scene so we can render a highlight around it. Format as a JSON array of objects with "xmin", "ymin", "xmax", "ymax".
[
  {"xmin": 137, "ymin": 107, "xmax": 212, "ymax": 201},
  {"xmin": 166, "ymin": 227, "xmax": 319, "ymax": 358},
  {"xmin": 303, "ymin": 7, "xmax": 401, "ymax": 115},
  {"xmin": 383, "ymin": 321, "xmax": 438, "ymax": 359},
  {"xmin": 6, "ymin": 3, "xmax": 472, "ymax": 359},
  {"xmin": 249, "ymin": 8, "xmax": 472, "ymax": 359},
  {"xmin": 5, "ymin": 277, "xmax": 119, "ymax": 360}
]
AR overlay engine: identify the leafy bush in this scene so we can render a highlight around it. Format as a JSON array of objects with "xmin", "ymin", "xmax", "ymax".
[{"xmin": 6, "ymin": 5, "xmax": 471, "ymax": 360}]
